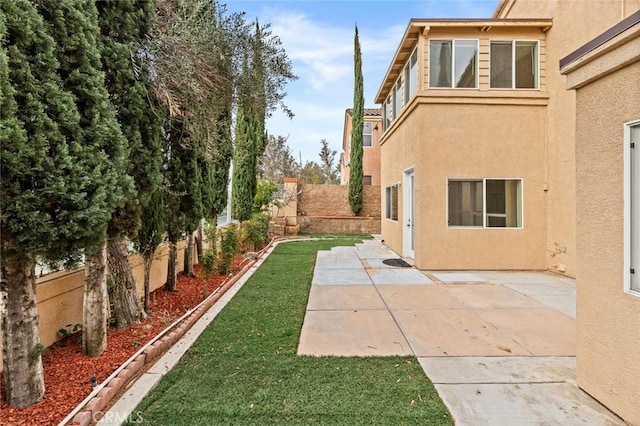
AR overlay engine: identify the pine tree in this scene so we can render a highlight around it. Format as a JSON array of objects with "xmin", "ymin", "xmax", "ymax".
[
  {"xmin": 349, "ymin": 25, "xmax": 364, "ymax": 215},
  {"xmin": 96, "ymin": 0, "xmax": 163, "ymax": 327},
  {"xmin": 34, "ymin": 0, "xmax": 133, "ymax": 357}
]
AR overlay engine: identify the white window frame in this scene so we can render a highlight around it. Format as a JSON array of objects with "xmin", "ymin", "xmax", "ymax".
[
  {"xmin": 447, "ymin": 178, "xmax": 524, "ymax": 229},
  {"xmin": 624, "ymin": 119, "xmax": 640, "ymax": 296},
  {"xmin": 489, "ymin": 40, "xmax": 540, "ymax": 90},
  {"xmin": 403, "ymin": 47, "xmax": 419, "ymax": 104},
  {"xmin": 384, "ymin": 93, "xmax": 393, "ymax": 128},
  {"xmin": 363, "ymin": 122, "xmax": 373, "ymax": 148},
  {"xmin": 393, "ymin": 78, "xmax": 402, "ymax": 118},
  {"xmin": 385, "ymin": 183, "xmax": 399, "ymax": 221},
  {"xmin": 409, "ymin": 47, "xmax": 418, "ymax": 98},
  {"xmin": 429, "ymin": 39, "xmax": 479, "ymax": 89}
]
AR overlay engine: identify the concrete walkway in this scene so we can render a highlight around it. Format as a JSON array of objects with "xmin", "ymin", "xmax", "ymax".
[{"xmin": 298, "ymin": 239, "xmax": 623, "ymax": 425}]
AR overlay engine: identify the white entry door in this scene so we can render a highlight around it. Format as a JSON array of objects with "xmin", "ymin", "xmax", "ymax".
[{"xmin": 403, "ymin": 168, "xmax": 415, "ymax": 259}]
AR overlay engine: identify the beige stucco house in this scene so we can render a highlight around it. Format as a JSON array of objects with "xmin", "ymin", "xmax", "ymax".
[
  {"xmin": 340, "ymin": 108, "xmax": 382, "ymax": 186},
  {"xmin": 561, "ymin": 10, "xmax": 640, "ymax": 425},
  {"xmin": 376, "ymin": 0, "xmax": 639, "ymax": 276}
]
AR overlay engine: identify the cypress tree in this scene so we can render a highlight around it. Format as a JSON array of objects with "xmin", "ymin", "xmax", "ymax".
[
  {"xmin": 96, "ymin": 0, "xmax": 163, "ymax": 327},
  {"xmin": 0, "ymin": 5, "xmax": 47, "ymax": 408},
  {"xmin": 182, "ymin": 141, "xmax": 203, "ymax": 278},
  {"xmin": 135, "ymin": 187, "xmax": 165, "ymax": 312},
  {"xmin": 349, "ymin": 25, "xmax": 364, "ymax": 215},
  {"xmin": 164, "ymin": 118, "xmax": 186, "ymax": 292},
  {"xmin": 231, "ymin": 106, "xmax": 256, "ymax": 221},
  {"xmin": 0, "ymin": 0, "xmax": 125, "ymax": 405},
  {"xmin": 164, "ymin": 117, "xmax": 202, "ymax": 288},
  {"xmin": 34, "ymin": 0, "xmax": 133, "ymax": 357}
]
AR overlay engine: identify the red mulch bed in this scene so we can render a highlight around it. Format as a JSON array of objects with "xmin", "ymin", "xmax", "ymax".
[{"xmin": 0, "ymin": 256, "xmax": 245, "ymax": 425}]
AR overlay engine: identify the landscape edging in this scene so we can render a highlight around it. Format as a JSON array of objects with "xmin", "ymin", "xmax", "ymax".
[{"xmin": 67, "ymin": 250, "xmax": 263, "ymax": 426}]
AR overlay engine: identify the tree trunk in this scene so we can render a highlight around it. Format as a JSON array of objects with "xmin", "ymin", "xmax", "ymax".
[
  {"xmin": 183, "ymin": 232, "xmax": 195, "ymax": 277},
  {"xmin": 0, "ymin": 261, "xmax": 45, "ymax": 407},
  {"xmin": 83, "ymin": 243, "xmax": 109, "ymax": 357},
  {"xmin": 107, "ymin": 236, "xmax": 142, "ymax": 329},
  {"xmin": 142, "ymin": 251, "xmax": 153, "ymax": 312},
  {"xmin": 196, "ymin": 224, "xmax": 204, "ymax": 263},
  {"xmin": 165, "ymin": 240, "xmax": 178, "ymax": 292}
]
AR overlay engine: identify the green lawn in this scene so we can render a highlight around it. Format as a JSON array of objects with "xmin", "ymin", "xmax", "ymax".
[{"xmin": 131, "ymin": 238, "xmax": 452, "ymax": 425}]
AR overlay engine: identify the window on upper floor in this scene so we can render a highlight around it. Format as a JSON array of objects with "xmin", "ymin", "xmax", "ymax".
[
  {"xmin": 384, "ymin": 94, "xmax": 393, "ymax": 129},
  {"xmin": 403, "ymin": 48, "xmax": 419, "ymax": 104},
  {"xmin": 363, "ymin": 175, "xmax": 373, "ymax": 186},
  {"xmin": 429, "ymin": 39, "xmax": 478, "ymax": 88},
  {"xmin": 363, "ymin": 122, "xmax": 373, "ymax": 147},
  {"xmin": 490, "ymin": 40, "xmax": 539, "ymax": 89},
  {"xmin": 394, "ymin": 79, "xmax": 402, "ymax": 117},
  {"xmin": 448, "ymin": 178, "xmax": 523, "ymax": 228}
]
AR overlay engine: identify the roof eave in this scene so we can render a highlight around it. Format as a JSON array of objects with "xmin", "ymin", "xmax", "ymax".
[{"xmin": 375, "ymin": 18, "xmax": 553, "ymax": 104}]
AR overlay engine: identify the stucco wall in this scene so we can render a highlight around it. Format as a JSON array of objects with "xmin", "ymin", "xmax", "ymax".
[
  {"xmin": 382, "ymin": 98, "xmax": 547, "ymax": 270},
  {"xmin": 573, "ymin": 58, "xmax": 640, "ymax": 426},
  {"xmin": 0, "ymin": 239, "xmax": 193, "ymax": 373},
  {"xmin": 495, "ymin": 0, "xmax": 640, "ymax": 277},
  {"xmin": 341, "ymin": 112, "xmax": 383, "ymax": 186}
]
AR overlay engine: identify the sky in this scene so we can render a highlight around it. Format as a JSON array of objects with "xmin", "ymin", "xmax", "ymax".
[{"xmin": 223, "ymin": 0, "xmax": 500, "ymax": 164}]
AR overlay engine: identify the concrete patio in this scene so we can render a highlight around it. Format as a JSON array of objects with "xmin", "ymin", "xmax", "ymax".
[{"xmin": 298, "ymin": 238, "xmax": 623, "ymax": 425}]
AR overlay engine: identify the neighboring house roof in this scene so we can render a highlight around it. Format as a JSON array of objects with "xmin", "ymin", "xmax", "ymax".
[
  {"xmin": 374, "ymin": 18, "xmax": 553, "ymax": 103},
  {"xmin": 345, "ymin": 108, "xmax": 382, "ymax": 117}
]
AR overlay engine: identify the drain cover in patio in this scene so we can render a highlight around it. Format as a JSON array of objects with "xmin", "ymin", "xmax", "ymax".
[{"xmin": 382, "ymin": 258, "xmax": 411, "ymax": 267}]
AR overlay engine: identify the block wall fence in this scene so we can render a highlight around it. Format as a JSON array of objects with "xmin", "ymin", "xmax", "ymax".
[{"xmin": 0, "ymin": 239, "xmax": 195, "ymax": 373}]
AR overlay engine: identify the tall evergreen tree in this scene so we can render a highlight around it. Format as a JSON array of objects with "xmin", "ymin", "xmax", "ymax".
[
  {"xmin": 135, "ymin": 187, "xmax": 165, "ymax": 312},
  {"xmin": 34, "ymin": 0, "xmax": 133, "ymax": 357},
  {"xmin": 349, "ymin": 25, "xmax": 364, "ymax": 215},
  {"xmin": 0, "ymin": 4, "xmax": 47, "ymax": 408},
  {"xmin": 1, "ymin": 0, "xmax": 125, "ymax": 405},
  {"xmin": 96, "ymin": 0, "xmax": 163, "ymax": 328},
  {"xmin": 164, "ymin": 118, "xmax": 186, "ymax": 292},
  {"xmin": 231, "ymin": 105, "xmax": 256, "ymax": 221}
]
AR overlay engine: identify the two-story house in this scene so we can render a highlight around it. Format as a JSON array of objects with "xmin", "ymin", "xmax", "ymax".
[
  {"xmin": 376, "ymin": 18, "xmax": 552, "ymax": 270},
  {"xmin": 376, "ymin": 0, "xmax": 638, "ymax": 276},
  {"xmin": 340, "ymin": 108, "xmax": 382, "ymax": 186}
]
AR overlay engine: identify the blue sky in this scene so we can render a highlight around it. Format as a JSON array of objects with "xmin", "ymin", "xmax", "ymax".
[{"xmin": 224, "ymin": 0, "xmax": 500, "ymax": 163}]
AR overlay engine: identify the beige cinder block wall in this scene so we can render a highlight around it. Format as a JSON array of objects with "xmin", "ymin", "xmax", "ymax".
[
  {"xmin": 494, "ymin": 0, "xmax": 640, "ymax": 277},
  {"xmin": 562, "ymin": 17, "xmax": 640, "ymax": 424},
  {"xmin": 0, "ymin": 239, "xmax": 193, "ymax": 373}
]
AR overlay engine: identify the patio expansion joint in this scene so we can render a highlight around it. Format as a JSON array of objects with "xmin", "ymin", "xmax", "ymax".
[{"xmin": 369, "ymin": 281, "xmax": 418, "ymax": 356}]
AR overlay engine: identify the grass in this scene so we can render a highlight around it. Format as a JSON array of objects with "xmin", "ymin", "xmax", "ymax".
[{"xmin": 131, "ymin": 237, "xmax": 452, "ymax": 425}]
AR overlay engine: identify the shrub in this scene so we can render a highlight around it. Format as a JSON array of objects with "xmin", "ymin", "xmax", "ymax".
[
  {"xmin": 241, "ymin": 213, "xmax": 269, "ymax": 252},
  {"xmin": 217, "ymin": 226, "xmax": 239, "ymax": 275},
  {"xmin": 201, "ymin": 220, "xmax": 217, "ymax": 278},
  {"xmin": 253, "ymin": 179, "xmax": 280, "ymax": 214}
]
